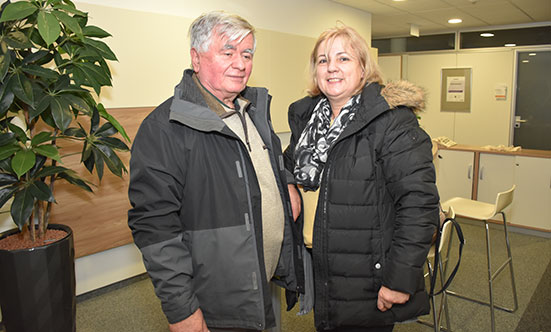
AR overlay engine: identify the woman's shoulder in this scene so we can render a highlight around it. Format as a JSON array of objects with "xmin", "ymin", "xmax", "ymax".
[{"xmin": 289, "ymin": 95, "xmax": 321, "ymax": 117}]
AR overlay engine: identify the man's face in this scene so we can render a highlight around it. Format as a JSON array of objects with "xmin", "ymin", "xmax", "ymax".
[{"xmin": 192, "ymin": 31, "xmax": 254, "ymax": 106}]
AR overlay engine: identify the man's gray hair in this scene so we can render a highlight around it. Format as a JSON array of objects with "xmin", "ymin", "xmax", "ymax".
[{"xmin": 189, "ymin": 11, "xmax": 256, "ymax": 53}]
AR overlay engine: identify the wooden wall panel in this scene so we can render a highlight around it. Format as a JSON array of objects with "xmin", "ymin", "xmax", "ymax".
[{"xmin": 49, "ymin": 107, "xmax": 153, "ymax": 258}]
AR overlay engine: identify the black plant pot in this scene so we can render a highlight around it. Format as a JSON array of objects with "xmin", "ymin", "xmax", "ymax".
[{"xmin": 0, "ymin": 224, "xmax": 76, "ymax": 332}]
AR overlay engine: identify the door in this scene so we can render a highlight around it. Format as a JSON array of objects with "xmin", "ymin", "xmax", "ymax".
[{"xmin": 512, "ymin": 49, "xmax": 551, "ymax": 150}]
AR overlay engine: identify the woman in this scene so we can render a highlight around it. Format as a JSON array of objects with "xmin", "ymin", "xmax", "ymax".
[{"xmin": 284, "ymin": 26, "xmax": 439, "ymax": 332}]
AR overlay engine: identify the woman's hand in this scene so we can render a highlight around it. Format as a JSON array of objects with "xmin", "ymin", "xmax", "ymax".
[
  {"xmin": 288, "ymin": 184, "xmax": 302, "ymax": 222},
  {"xmin": 377, "ymin": 286, "xmax": 410, "ymax": 312},
  {"xmin": 169, "ymin": 308, "xmax": 209, "ymax": 332}
]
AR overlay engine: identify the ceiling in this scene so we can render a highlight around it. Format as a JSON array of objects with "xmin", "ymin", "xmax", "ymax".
[{"xmin": 331, "ymin": 0, "xmax": 551, "ymax": 38}]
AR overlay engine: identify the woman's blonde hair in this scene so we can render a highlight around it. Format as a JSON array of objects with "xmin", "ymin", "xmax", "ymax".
[{"xmin": 307, "ymin": 25, "xmax": 383, "ymax": 97}]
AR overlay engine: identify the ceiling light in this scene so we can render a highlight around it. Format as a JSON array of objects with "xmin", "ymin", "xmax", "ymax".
[
  {"xmin": 522, "ymin": 60, "xmax": 529, "ymax": 63},
  {"xmin": 480, "ymin": 33, "xmax": 494, "ymax": 37},
  {"xmin": 504, "ymin": 43, "xmax": 516, "ymax": 47},
  {"xmin": 528, "ymin": 53, "xmax": 536, "ymax": 56},
  {"xmin": 448, "ymin": 18, "xmax": 462, "ymax": 24},
  {"xmin": 392, "ymin": 0, "xmax": 407, "ymax": 2}
]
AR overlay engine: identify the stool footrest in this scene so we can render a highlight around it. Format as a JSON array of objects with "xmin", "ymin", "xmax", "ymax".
[
  {"xmin": 446, "ymin": 290, "xmax": 518, "ymax": 313},
  {"xmin": 491, "ymin": 257, "xmax": 512, "ymax": 281},
  {"xmin": 416, "ymin": 318, "xmax": 452, "ymax": 331}
]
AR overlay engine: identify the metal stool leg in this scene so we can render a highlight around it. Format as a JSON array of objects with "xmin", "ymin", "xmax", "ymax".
[
  {"xmin": 500, "ymin": 212, "xmax": 519, "ymax": 311},
  {"xmin": 484, "ymin": 220, "xmax": 496, "ymax": 332},
  {"xmin": 438, "ymin": 258, "xmax": 452, "ymax": 331}
]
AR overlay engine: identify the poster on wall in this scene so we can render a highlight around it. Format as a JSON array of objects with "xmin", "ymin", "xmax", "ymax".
[{"xmin": 441, "ymin": 68, "xmax": 471, "ymax": 112}]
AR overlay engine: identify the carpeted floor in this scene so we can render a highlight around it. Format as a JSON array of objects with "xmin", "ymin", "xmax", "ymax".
[{"xmin": 1, "ymin": 219, "xmax": 549, "ymax": 332}]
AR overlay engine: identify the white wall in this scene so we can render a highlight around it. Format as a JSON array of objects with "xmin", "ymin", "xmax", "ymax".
[{"xmin": 380, "ymin": 49, "xmax": 515, "ymax": 146}]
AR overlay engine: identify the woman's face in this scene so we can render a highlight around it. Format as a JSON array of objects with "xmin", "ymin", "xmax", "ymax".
[{"xmin": 315, "ymin": 36, "xmax": 363, "ymax": 108}]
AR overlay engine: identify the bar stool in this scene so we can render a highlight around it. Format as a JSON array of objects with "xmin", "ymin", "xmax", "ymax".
[
  {"xmin": 441, "ymin": 185, "xmax": 518, "ymax": 332},
  {"xmin": 418, "ymin": 206, "xmax": 456, "ymax": 332}
]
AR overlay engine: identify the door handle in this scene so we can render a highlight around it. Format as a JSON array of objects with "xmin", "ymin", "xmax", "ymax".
[
  {"xmin": 514, "ymin": 115, "xmax": 527, "ymax": 128},
  {"xmin": 468, "ymin": 165, "xmax": 472, "ymax": 179}
]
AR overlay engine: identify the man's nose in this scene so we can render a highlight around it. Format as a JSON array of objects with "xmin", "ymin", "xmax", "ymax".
[{"xmin": 233, "ymin": 56, "xmax": 246, "ymax": 70}]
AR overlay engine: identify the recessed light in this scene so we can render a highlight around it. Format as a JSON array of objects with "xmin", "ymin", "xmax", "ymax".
[
  {"xmin": 504, "ymin": 43, "xmax": 516, "ymax": 47},
  {"xmin": 448, "ymin": 18, "xmax": 462, "ymax": 24},
  {"xmin": 480, "ymin": 33, "xmax": 494, "ymax": 37},
  {"xmin": 528, "ymin": 53, "xmax": 536, "ymax": 56},
  {"xmin": 522, "ymin": 60, "xmax": 529, "ymax": 63}
]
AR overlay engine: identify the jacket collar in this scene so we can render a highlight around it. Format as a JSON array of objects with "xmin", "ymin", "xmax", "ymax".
[{"xmin": 169, "ymin": 69, "xmax": 262, "ymax": 133}]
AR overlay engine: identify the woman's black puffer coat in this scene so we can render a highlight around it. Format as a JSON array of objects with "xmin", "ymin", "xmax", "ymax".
[{"xmin": 284, "ymin": 81, "xmax": 440, "ymax": 330}]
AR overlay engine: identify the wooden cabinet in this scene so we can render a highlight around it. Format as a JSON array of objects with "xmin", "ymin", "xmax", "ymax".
[
  {"xmin": 477, "ymin": 153, "xmax": 515, "ymax": 204},
  {"xmin": 509, "ymin": 157, "xmax": 551, "ymax": 230},
  {"xmin": 435, "ymin": 149, "xmax": 474, "ymax": 203},
  {"xmin": 437, "ymin": 145, "xmax": 551, "ymax": 232}
]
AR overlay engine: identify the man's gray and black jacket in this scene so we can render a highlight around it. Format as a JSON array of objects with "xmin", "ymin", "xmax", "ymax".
[
  {"xmin": 128, "ymin": 69, "xmax": 303, "ymax": 330},
  {"xmin": 284, "ymin": 81, "xmax": 440, "ymax": 330}
]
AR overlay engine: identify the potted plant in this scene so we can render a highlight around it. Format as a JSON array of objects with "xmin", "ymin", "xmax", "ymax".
[{"xmin": 0, "ymin": 0, "xmax": 129, "ymax": 331}]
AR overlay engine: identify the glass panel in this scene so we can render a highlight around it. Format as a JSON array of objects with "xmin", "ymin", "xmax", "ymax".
[
  {"xmin": 461, "ymin": 26, "xmax": 551, "ymax": 49},
  {"xmin": 373, "ymin": 33, "xmax": 455, "ymax": 54}
]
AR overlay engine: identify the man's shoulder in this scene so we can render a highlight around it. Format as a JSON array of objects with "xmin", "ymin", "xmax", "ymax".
[{"xmin": 143, "ymin": 97, "xmax": 174, "ymax": 123}]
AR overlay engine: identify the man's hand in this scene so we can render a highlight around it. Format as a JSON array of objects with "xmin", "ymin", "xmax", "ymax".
[
  {"xmin": 288, "ymin": 184, "xmax": 301, "ymax": 222},
  {"xmin": 377, "ymin": 286, "xmax": 410, "ymax": 312},
  {"xmin": 169, "ymin": 308, "xmax": 209, "ymax": 332}
]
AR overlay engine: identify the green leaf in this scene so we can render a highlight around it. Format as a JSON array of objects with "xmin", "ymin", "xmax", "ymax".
[
  {"xmin": 10, "ymin": 73, "xmax": 34, "ymax": 106},
  {"xmin": 5, "ymin": 31, "xmax": 33, "ymax": 49},
  {"xmin": 90, "ymin": 105, "xmax": 99, "ymax": 133},
  {"xmin": 82, "ymin": 38, "xmax": 117, "ymax": 61},
  {"xmin": 69, "ymin": 64, "xmax": 100, "ymax": 94},
  {"xmin": 0, "ymin": 85, "xmax": 15, "ymax": 115},
  {"xmin": 0, "ymin": 2, "xmax": 38, "ymax": 23},
  {"xmin": 22, "ymin": 64, "xmax": 59, "ymax": 80},
  {"xmin": 0, "ymin": 51, "xmax": 11, "ymax": 81},
  {"xmin": 30, "ymin": 95, "xmax": 50, "ymax": 120},
  {"xmin": 63, "ymin": 126, "xmax": 86, "ymax": 137},
  {"xmin": 30, "ymin": 131, "xmax": 53, "ymax": 146},
  {"xmin": 0, "ymin": 173, "xmax": 18, "ymax": 186},
  {"xmin": 92, "ymin": 148, "xmax": 103, "ymax": 179},
  {"xmin": 11, "ymin": 149, "xmax": 36, "ymax": 178},
  {"xmin": 98, "ymin": 104, "xmax": 130, "ymax": 142},
  {"xmin": 97, "ymin": 137, "xmax": 129, "ymax": 151},
  {"xmin": 94, "ymin": 122, "xmax": 116, "ymax": 137},
  {"xmin": 52, "ymin": 10, "xmax": 82, "ymax": 37},
  {"xmin": 34, "ymin": 165, "xmax": 69, "ymax": 178},
  {"xmin": 22, "ymin": 50, "xmax": 51, "ymax": 65},
  {"xmin": 37, "ymin": 10, "xmax": 61, "ymax": 46},
  {"xmin": 57, "ymin": 171, "xmax": 93, "ymax": 192},
  {"xmin": 33, "ymin": 144, "xmax": 61, "ymax": 162},
  {"xmin": 7, "ymin": 122, "xmax": 28, "ymax": 143},
  {"xmin": 50, "ymin": 96, "xmax": 72, "ymax": 131},
  {"xmin": 95, "ymin": 143, "xmax": 125, "ymax": 177},
  {"xmin": 0, "ymin": 132, "xmax": 16, "ymax": 146},
  {"xmin": 53, "ymin": 3, "xmax": 86, "ymax": 17},
  {"xmin": 0, "ymin": 145, "xmax": 20, "ymax": 161},
  {"xmin": 79, "ymin": 61, "xmax": 111, "ymax": 85},
  {"xmin": 11, "ymin": 187, "xmax": 34, "ymax": 229},
  {"xmin": 82, "ymin": 25, "xmax": 111, "ymax": 38},
  {"xmin": 0, "ymin": 185, "xmax": 17, "ymax": 210},
  {"xmin": 29, "ymin": 180, "xmax": 54, "ymax": 202},
  {"xmin": 61, "ymin": 93, "xmax": 91, "ymax": 115}
]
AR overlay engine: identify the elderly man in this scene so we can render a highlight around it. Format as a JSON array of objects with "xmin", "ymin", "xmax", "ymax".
[{"xmin": 128, "ymin": 11, "xmax": 302, "ymax": 332}]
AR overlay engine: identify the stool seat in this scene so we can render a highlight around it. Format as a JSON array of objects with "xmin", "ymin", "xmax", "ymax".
[{"xmin": 442, "ymin": 197, "xmax": 496, "ymax": 220}]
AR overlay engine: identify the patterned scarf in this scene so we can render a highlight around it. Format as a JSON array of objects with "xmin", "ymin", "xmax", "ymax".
[{"xmin": 294, "ymin": 95, "xmax": 360, "ymax": 191}]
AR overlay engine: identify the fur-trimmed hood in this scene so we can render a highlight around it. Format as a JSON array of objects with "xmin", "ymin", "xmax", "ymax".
[{"xmin": 381, "ymin": 80, "xmax": 426, "ymax": 112}]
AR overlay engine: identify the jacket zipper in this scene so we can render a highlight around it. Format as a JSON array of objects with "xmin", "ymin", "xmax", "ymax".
[{"xmin": 236, "ymin": 141, "xmax": 266, "ymax": 329}]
